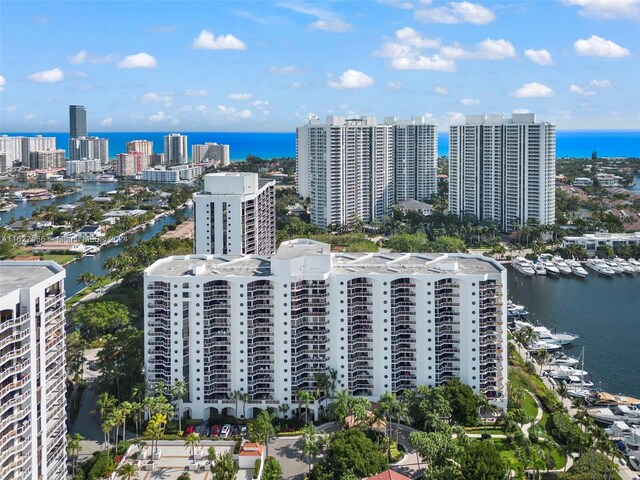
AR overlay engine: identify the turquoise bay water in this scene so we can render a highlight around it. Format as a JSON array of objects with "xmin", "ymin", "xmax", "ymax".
[{"xmin": 4, "ymin": 130, "xmax": 640, "ymax": 159}]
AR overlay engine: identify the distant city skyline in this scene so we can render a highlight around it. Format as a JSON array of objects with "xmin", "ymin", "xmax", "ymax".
[{"xmin": 1, "ymin": 1, "xmax": 639, "ymax": 132}]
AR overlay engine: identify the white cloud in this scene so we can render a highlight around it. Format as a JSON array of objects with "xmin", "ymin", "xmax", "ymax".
[
  {"xmin": 444, "ymin": 112, "xmax": 466, "ymax": 124},
  {"xmin": 327, "ymin": 69, "xmax": 375, "ymax": 89},
  {"xmin": 378, "ymin": 0, "xmax": 414, "ymax": 9},
  {"xmin": 196, "ymin": 105, "xmax": 208, "ymax": 113},
  {"xmin": 269, "ymin": 66, "xmax": 306, "ymax": 74},
  {"xmin": 141, "ymin": 92, "xmax": 173, "ymax": 106},
  {"xmin": 6, "ymin": 105, "xmax": 17, "ymax": 112},
  {"xmin": 386, "ymin": 81, "xmax": 403, "ymax": 90},
  {"xmin": 414, "ymin": 1, "xmax": 496, "ymax": 24},
  {"xmin": 563, "ymin": 0, "xmax": 640, "ymax": 20},
  {"xmin": 27, "ymin": 68, "xmax": 64, "ymax": 83},
  {"xmin": 252, "ymin": 100, "xmax": 269, "ymax": 109},
  {"xmin": 435, "ymin": 86, "xmax": 448, "ymax": 96},
  {"xmin": 590, "ymin": 79, "xmax": 611, "ymax": 87},
  {"xmin": 395, "ymin": 27, "xmax": 440, "ymax": 48},
  {"xmin": 291, "ymin": 82, "xmax": 305, "ymax": 89},
  {"xmin": 237, "ymin": 109, "xmax": 253, "ymax": 118},
  {"xmin": 441, "ymin": 38, "xmax": 516, "ymax": 60},
  {"xmin": 511, "ymin": 82, "xmax": 554, "ymax": 98},
  {"xmin": 0, "ymin": 75, "xmax": 5, "ymax": 92},
  {"xmin": 45, "ymin": 119, "xmax": 59, "ymax": 126},
  {"xmin": 24, "ymin": 114, "xmax": 36, "ymax": 120},
  {"xmin": 216, "ymin": 105, "xmax": 254, "ymax": 119},
  {"xmin": 192, "ymin": 29, "xmax": 247, "ymax": 50},
  {"xmin": 185, "ymin": 89, "xmax": 210, "ymax": 97},
  {"xmin": 100, "ymin": 117, "xmax": 114, "ymax": 126},
  {"xmin": 228, "ymin": 92, "xmax": 253, "ymax": 101},
  {"xmin": 524, "ymin": 48, "xmax": 553, "ymax": 65},
  {"xmin": 574, "ymin": 35, "xmax": 630, "ymax": 57},
  {"xmin": 117, "ymin": 52, "xmax": 158, "ymax": 69},
  {"xmin": 570, "ymin": 84, "xmax": 595, "ymax": 96},
  {"xmin": 374, "ymin": 42, "xmax": 417, "ymax": 59},
  {"xmin": 68, "ymin": 50, "xmax": 87, "ymax": 64},
  {"xmin": 391, "ymin": 54, "xmax": 457, "ymax": 71},
  {"xmin": 310, "ymin": 18, "xmax": 352, "ymax": 32},
  {"xmin": 513, "ymin": 108, "xmax": 531, "ymax": 114},
  {"xmin": 461, "ymin": 98, "xmax": 481, "ymax": 105},
  {"xmin": 148, "ymin": 111, "xmax": 179, "ymax": 124}
]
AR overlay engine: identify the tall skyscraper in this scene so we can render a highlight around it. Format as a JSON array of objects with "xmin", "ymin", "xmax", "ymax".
[
  {"xmin": 126, "ymin": 139, "xmax": 153, "ymax": 156},
  {"xmin": 143, "ymin": 240, "xmax": 507, "ymax": 421},
  {"xmin": 193, "ymin": 173, "xmax": 276, "ymax": 255},
  {"xmin": 164, "ymin": 133, "xmax": 188, "ymax": 165},
  {"xmin": 191, "ymin": 142, "xmax": 230, "ymax": 166},
  {"xmin": 296, "ymin": 116, "xmax": 394, "ymax": 228},
  {"xmin": 0, "ymin": 135, "xmax": 56, "ymax": 165},
  {"xmin": 385, "ymin": 116, "xmax": 438, "ymax": 203},
  {"xmin": 68, "ymin": 136, "xmax": 109, "ymax": 163},
  {"xmin": 69, "ymin": 105, "xmax": 87, "ymax": 138},
  {"xmin": 449, "ymin": 113, "xmax": 556, "ymax": 232},
  {"xmin": 28, "ymin": 149, "xmax": 65, "ymax": 170},
  {"xmin": 0, "ymin": 261, "xmax": 68, "ymax": 479}
]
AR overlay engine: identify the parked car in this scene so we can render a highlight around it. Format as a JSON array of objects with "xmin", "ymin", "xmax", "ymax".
[
  {"xmin": 185, "ymin": 425, "xmax": 196, "ymax": 435},
  {"xmin": 240, "ymin": 426, "xmax": 247, "ymax": 437},
  {"xmin": 210, "ymin": 425, "xmax": 221, "ymax": 437},
  {"xmin": 231, "ymin": 425, "xmax": 240, "ymax": 436},
  {"xmin": 221, "ymin": 424, "xmax": 231, "ymax": 438}
]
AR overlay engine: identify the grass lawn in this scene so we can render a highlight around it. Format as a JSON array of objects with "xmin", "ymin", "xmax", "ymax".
[
  {"xmin": 492, "ymin": 438, "xmax": 566, "ymax": 471},
  {"xmin": 39, "ymin": 253, "xmax": 81, "ymax": 265},
  {"xmin": 464, "ymin": 427, "xmax": 505, "ymax": 435},
  {"xmin": 522, "ymin": 390, "xmax": 539, "ymax": 420}
]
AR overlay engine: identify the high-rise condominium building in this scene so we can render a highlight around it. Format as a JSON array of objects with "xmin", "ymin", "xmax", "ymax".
[
  {"xmin": 69, "ymin": 105, "xmax": 87, "ymax": 138},
  {"xmin": 0, "ymin": 261, "xmax": 67, "ymax": 480},
  {"xmin": 28, "ymin": 149, "xmax": 65, "ymax": 170},
  {"xmin": 0, "ymin": 135, "xmax": 57, "ymax": 165},
  {"xmin": 449, "ymin": 113, "xmax": 556, "ymax": 232},
  {"xmin": 191, "ymin": 142, "xmax": 230, "ymax": 166},
  {"xmin": 385, "ymin": 116, "xmax": 438, "ymax": 203},
  {"xmin": 296, "ymin": 116, "xmax": 394, "ymax": 228},
  {"xmin": 65, "ymin": 159, "xmax": 102, "ymax": 177},
  {"xmin": 68, "ymin": 137, "xmax": 109, "ymax": 163},
  {"xmin": 144, "ymin": 239, "xmax": 507, "ymax": 422},
  {"xmin": 164, "ymin": 133, "xmax": 188, "ymax": 165},
  {"xmin": 126, "ymin": 140, "xmax": 153, "ymax": 156},
  {"xmin": 149, "ymin": 153, "xmax": 165, "ymax": 166},
  {"xmin": 115, "ymin": 152, "xmax": 150, "ymax": 177},
  {"xmin": 193, "ymin": 173, "xmax": 276, "ymax": 255},
  {"xmin": 0, "ymin": 153, "xmax": 6, "ymax": 174}
]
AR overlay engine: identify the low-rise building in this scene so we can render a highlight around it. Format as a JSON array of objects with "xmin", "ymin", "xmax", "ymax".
[
  {"xmin": 66, "ymin": 158, "xmax": 102, "ymax": 177},
  {"xmin": 572, "ymin": 177, "xmax": 593, "ymax": 187},
  {"xmin": 563, "ymin": 232, "xmax": 640, "ymax": 255},
  {"xmin": 141, "ymin": 168, "xmax": 180, "ymax": 183}
]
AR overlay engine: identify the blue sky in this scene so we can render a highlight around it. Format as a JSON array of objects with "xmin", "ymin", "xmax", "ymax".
[{"xmin": 1, "ymin": 0, "xmax": 639, "ymax": 132}]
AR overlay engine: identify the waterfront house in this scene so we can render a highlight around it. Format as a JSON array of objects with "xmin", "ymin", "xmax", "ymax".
[{"xmin": 76, "ymin": 224, "xmax": 103, "ymax": 242}]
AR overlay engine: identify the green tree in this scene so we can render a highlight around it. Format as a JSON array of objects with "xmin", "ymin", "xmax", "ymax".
[
  {"xmin": 248, "ymin": 410, "xmax": 276, "ymax": 457},
  {"xmin": 209, "ymin": 451, "xmax": 238, "ymax": 480},
  {"xmin": 77, "ymin": 272, "xmax": 97, "ymax": 287},
  {"xmin": 66, "ymin": 433, "xmax": 84, "ymax": 477},
  {"xmin": 458, "ymin": 440, "xmax": 508, "ymax": 480},
  {"xmin": 442, "ymin": 379, "xmax": 481, "ymax": 426},
  {"xmin": 72, "ymin": 301, "xmax": 130, "ymax": 340},
  {"xmin": 410, "ymin": 427, "xmax": 459, "ymax": 469},
  {"xmin": 403, "ymin": 385, "xmax": 452, "ymax": 432},
  {"xmin": 184, "ymin": 432, "xmax": 200, "ymax": 459},
  {"xmin": 261, "ymin": 457, "xmax": 283, "ymax": 480},
  {"xmin": 95, "ymin": 327, "xmax": 144, "ymax": 401},
  {"xmin": 301, "ymin": 424, "xmax": 321, "ymax": 472},
  {"xmin": 117, "ymin": 462, "xmax": 138, "ymax": 480},
  {"xmin": 171, "ymin": 380, "xmax": 188, "ymax": 433}
]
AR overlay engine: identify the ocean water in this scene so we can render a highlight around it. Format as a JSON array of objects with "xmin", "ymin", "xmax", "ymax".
[{"xmin": 4, "ymin": 130, "xmax": 640, "ymax": 160}]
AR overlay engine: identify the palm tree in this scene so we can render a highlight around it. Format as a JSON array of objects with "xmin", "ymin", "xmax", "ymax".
[
  {"xmin": 378, "ymin": 392, "xmax": 398, "ymax": 461},
  {"xmin": 301, "ymin": 424, "xmax": 320, "ymax": 472},
  {"xmin": 249, "ymin": 410, "xmax": 276, "ymax": 457},
  {"xmin": 210, "ymin": 451, "xmax": 238, "ymax": 480},
  {"xmin": 537, "ymin": 349, "xmax": 551, "ymax": 375},
  {"xmin": 117, "ymin": 462, "xmax": 138, "ymax": 480},
  {"xmin": 130, "ymin": 402, "xmax": 144, "ymax": 436},
  {"xmin": 230, "ymin": 390, "xmax": 241, "ymax": 423},
  {"xmin": 296, "ymin": 389, "xmax": 313, "ymax": 424},
  {"xmin": 171, "ymin": 380, "xmax": 188, "ymax": 433},
  {"xmin": 184, "ymin": 432, "xmax": 200, "ymax": 459},
  {"xmin": 101, "ymin": 415, "xmax": 116, "ymax": 455},
  {"xmin": 278, "ymin": 403, "xmax": 289, "ymax": 421},
  {"xmin": 119, "ymin": 401, "xmax": 133, "ymax": 442},
  {"xmin": 77, "ymin": 272, "xmax": 97, "ymax": 287},
  {"xmin": 351, "ymin": 397, "xmax": 371, "ymax": 429},
  {"xmin": 240, "ymin": 392, "xmax": 251, "ymax": 421},
  {"xmin": 95, "ymin": 392, "xmax": 116, "ymax": 423},
  {"xmin": 66, "ymin": 433, "xmax": 84, "ymax": 476},
  {"xmin": 329, "ymin": 389, "xmax": 353, "ymax": 427},
  {"xmin": 477, "ymin": 395, "xmax": 499, "ymax": 435},
  {"xmin": 145, "ymin": 416, "xmax": 165, "ymax": 459}
]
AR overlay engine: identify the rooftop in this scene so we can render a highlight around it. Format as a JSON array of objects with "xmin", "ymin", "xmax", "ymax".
[
  {"xmin": 366, "ymin": 470, "xmax": 412, "ymax": 480},
  {"xmin": 0, "ymin": 261, "xmax": 64, "ymax": 296}
]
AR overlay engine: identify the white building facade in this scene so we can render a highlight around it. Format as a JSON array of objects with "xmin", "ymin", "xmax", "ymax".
[
  {"xmin": 164, "ymin": 133, "xmax": 188, "ymax": 166},
  {"xmin": 68, "ymin": 137, "xmax": 109, "ymax": 163},
  {"xmin": 0, "ymin": 135, "xmax": 57, "ymax": 165},
  {"xmin": 449, "ymin": 113, "xmax": 556, "ymax": 232},
  {"xmin": 65, "ymin": 158, "xmax": 103, "ymax": 177},
  {"xmin": 192, "ymin": 142, "xmax": 230, "ymax": 166},
  {"xmin": 144, "ymin": 240, "xmax": 507, "ymax": 422},
  {"xmin": 0, "ymin": 261, "xmax": 67, "ymax": 480},
  {"xmin": 193, "ymin": 173, "xmax": 276, "ymax": 255}
]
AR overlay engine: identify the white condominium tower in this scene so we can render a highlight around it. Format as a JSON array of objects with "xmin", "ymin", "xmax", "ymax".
[
  {"xmin": 164, "ymin": 133, "xmax": 188, "ymax": 165},
  {"xmin": 192, "ymin": 142, "xmax": 230, "ymax": 166},
  {"xmin": 449, "ymin": 113, "xmax": 556, "ymax": 232},
  {"xmin": 0, "ymin": 261, "xmax": 67, "ymax": 480},
  {"xmin": 144, "ymin": 239, "xmax": 507, "ymax": 422},
  {"xmin": 193, "ymin": 173, "xmax": 276, "ymax": 255},
  {"xmin": 385, "ymin": 116, "xmax": 438, "ymax": 203},
  {"xmin": 296, "ymin": 116, "xmax": 394, "ymax": 228},
  {"xmin": 68, "ymin": 136, "xmax": 109, "ymax": 163}
]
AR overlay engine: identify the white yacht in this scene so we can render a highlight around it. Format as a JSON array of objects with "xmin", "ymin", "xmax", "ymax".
[
  {"xmin": 534, "ymin": 263, "xmax": 547, "ymax": 275},
  {"xmin": 566, "ymin": 259, "xmax": 589, "ymax": 278},
  {"xmin": 527, "ymin": 340, "xmax": 563, "ymax": 352},
  {"xmin": 547, "ymin": 366, "xmax": 589, "ymax": 380},
  {"xmin": 549, "ymin": 353, "xmax": 580, "ymax": 367},
  {"xmin": 628, "ymin": 258, "xmax": 640, "ymax": 272},
  {"xmin": 564, "ymin": 375, "xmax": 594, "ymax": 388},
  {"xmin": 512, "ymin": 257, "xmax": 535, "ymax": 276},
  {"xmin": 586, "ymin": 258, "xmax": 615, "ymax": 276},
  {"xmin": 533, "ymin": 325, "xmax": 578, "ymax": 345},
  {"xmin": 566, "ymin": 386, "xmax": 595, "ymax": 400},
  {"xmin": 605, "ymin": 259, "xmax": 625, "ymax": 274},
  {"xmin": 614, "ymin": 257, "xmax": 636, "ymax": 274},
  {"xmin": 552, "ymin": 256, "xmax": 572, "ymax": 275},
  {"xmin": 587, "ymin": 405, "xmax": 640, "ymax": 426},
  {"xmin": 538, "ymin": 254, "xmax": 560, "ymax": 276}
]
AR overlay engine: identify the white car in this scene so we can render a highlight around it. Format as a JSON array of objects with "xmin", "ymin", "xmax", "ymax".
[{"xmin": 221, "ymin": 424, "xmax": 231, "ymax": 438}]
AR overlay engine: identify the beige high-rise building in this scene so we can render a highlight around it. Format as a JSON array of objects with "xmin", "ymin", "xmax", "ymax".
[
  {"xmin": 191, "ymin": 142, "xmax": 230, "ymax": 166},
  {"xmin": 28, "ymin": 149, "xmax": 65, "ymax": 170},
  {"xmin": 115, "ymin": 152, "xmax": 150, "ymax": 177},
  {"xmin": 0, "ymin": 261, "xmax": 68, "ymax": 480},
  {"xmin": 126, "ymin": 140, "xmax": 153, "ymax": 156}
]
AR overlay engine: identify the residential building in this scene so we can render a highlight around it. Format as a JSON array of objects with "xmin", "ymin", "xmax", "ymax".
[
  {"xmin": 193, "ymin": 173, "xmax": 276, "ymax": 255},
  {"xmin": 572, "ymin": 177, "xmax": 593, "ymax": 187},
  {"xmin": 0, "ymin": 153, "xmax": 7, "ymax": 173},
  {"xmin": 596, "ymin": 173, "xmax": 622, "ymax": 187},
  {"xmin": 126, "ymin": 140, "xmax": 153, "ymax": 156},
  {"xmin": 28, "ymin": 149, "xmax": 65, "ymax": 170},
  {"xmin": 68, "ymin": 137, "xmax": 109, "ymax": 163},
  {"xmin": 191, "ymin": 142, "xmax": 230, "ymax": 166},
  {"xmin": 69, "ymin": 105, "xmax": 87, "ymax": 138},
  {"xmin": 563, "ymin": 232, "xmax": 640, "ymax": 255},
  {"xmin": 141, "ymin": 167, "xmax": 180, "ymax": 184},
  {"xmin": 149, "ymin": 153, "xmax": 166, "ymax": 166},
  {"xmin": 176, "ymin": 164, "xmax": 206, "ymax": 181},
  {"xmin": 0, "ymin": 261, "xmax": 67, "ymax": 480},
  {"xmin": 448, "ymin": 113, "xmax": 556, "ymax": 232},
  {"xmin": 143, "ymin": 239, "xmax": 507, "ymax": 423},
  {"xmin": 0, "ymin": 135, "xmax": 57, "ymax": 165},
  {"xmin": 115, "ymin": 152, "xmax": 149, "ymax": 177},
  {"xmin": 296, "ymin": 116, "xmax": 394, "ymax": 228},
  {"xmin": 164, "ymin": 133, "xmax": 188, "ymax": 165},
  {"xmin": 0, "ymin": 135, "xmax": 23, "ymax": 165},
  {"xmin": 65, "ymin": 158, "xmax": 102, "ymax": 177},
  {"xmin": 385, "ymin": 116, "xmax": 438, "ymax": 203},
  {"xmin": 396, "ymin": 199, "xmax": 434, "ymax": 217}
]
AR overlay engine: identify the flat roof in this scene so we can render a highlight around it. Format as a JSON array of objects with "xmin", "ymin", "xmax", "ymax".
[{"xmin": 0, "ymin": 261, "xmax": 63, "ymax": 296}]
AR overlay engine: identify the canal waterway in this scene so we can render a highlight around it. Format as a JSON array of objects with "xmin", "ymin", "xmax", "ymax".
[{"xmin": 507, "ymin": 265, "xmax": 640, "ymax": 398}]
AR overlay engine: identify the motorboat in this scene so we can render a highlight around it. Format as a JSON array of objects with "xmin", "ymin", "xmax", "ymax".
[
  {"xmin": 552, "ymin": 256, "xmax": 572, "ymax": 275},
  {"xmin": 605, "ymin": 421, "xmax": 632, "ymax": 438},
  {"xmin": 625, "ymin": 428, "xmax": 640, "ymax": 449},
  {"xmin": 547, "ymin": 366, "xmax": 589, "ymax": 380},
  {"xmin": 587, "ymin": 405, "xmax": 640, "ymax": 426},
  {"xmin": 566, "ymin": 259, "xmax": 589, "ymax": 278},
  {"xmin": 585, "ymin": 258, "xmax": 615, "ymax": 276},
  {"xmin": 548, "ymin": 353, "xmax": 580, "ymax": 367},
  {"xmin": 590, "ymin": 391, "xmax": 640, "ymax": 407},
  {"xmin": 527, "ymin": 340, "xmax": 563, "ymax": 352},
  {"xmin": 614, "ymin": 257, "xmax": 636, "ymax": 274},
  {"xmin": 538, "ymin": 254, "xmax": 560, "ymax": 276},
  {"xmin": 566, "ymin": 386, "xmax": 595, "ymax": 401},
  {"xmin": 628, "ymin": 258, "xmax": 640, "ymax": 272},
  {"xmin": 532, "ymin": 325, "xmax": 578, "ymax": 345},
  {"xmin": 534, "ymin": 263, "xmax": 546, "ymax": 275},
  {"xmin": 564, "ymin": 375, "xmax": 594, "ymax": 388},
  {"xmin": 507, "ymin": 301, "xmax": 529, "ymax": 318},
  {"xmin": 512, "ymin": 257, "xmax": 535, "ymax": 276},
  {"xmin": 605, "ymin": 259, "xmax": 625, "ymax": 274}
]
